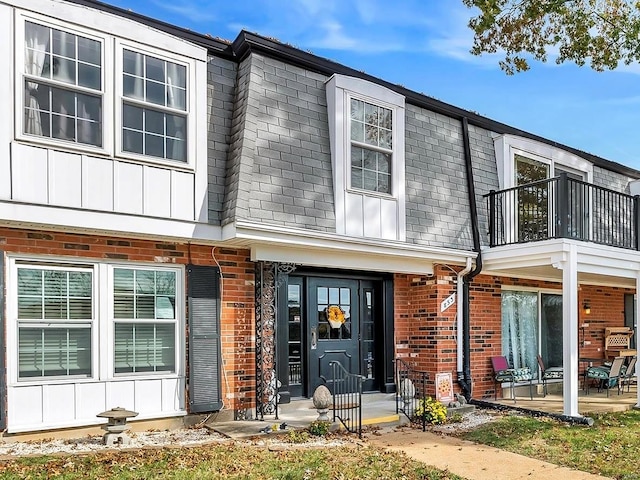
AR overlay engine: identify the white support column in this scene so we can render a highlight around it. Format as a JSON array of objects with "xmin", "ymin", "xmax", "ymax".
[
  {"xmin": 636, "ymin": 272, "xmax": 640, "ymax": 409},
  {"xmin": 562, "ymin": 244, "xmax": 580, "ymax": 416}
]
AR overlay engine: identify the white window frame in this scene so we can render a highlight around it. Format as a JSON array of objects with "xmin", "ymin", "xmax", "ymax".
[
  {"xmin": 6, "ymin": 255, "xmax": 185, "ymax": 387},
  {"xmin": 326, "ymin": 74, "xmax": 406, "ymax": 239},
  {"xmin": 494, "ymin": 135, "xmax": 594, "ymax": 244},
  {"xmin": 494, "ymin": 134, "xmax": 593, "ymax": 190},
  {"xmin": 107, "ymin": 264, "xmax": 181, "ymax": 377},
  {"xmin": 14, "ymin": 12, "xmax": 112, "ymax": 156},
  {"xmin": 7, "ymin": 259, "xmax": 99, "ymax": 385},
  {"xmin": 346, "ymin": 93, "xmax": 395, "ymax": 196},
  {"xmin": 14, "ymin": 11, "xmax": 198, "ymax": 170},
  {"xmin": 115, "ymin": 40, "xmax": 197, "ymax": 169}
]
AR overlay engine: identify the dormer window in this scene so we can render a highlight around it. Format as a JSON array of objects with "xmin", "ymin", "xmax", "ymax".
[
  {"xmin": 349, "ymin": 99, "xmax": 392, "ymax": 194},
  {"xmin": 326, "ymin": 75, "xmax": 406, "ymax": 241}
]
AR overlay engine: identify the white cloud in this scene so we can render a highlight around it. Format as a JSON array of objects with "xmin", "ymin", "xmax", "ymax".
[
  {"xmin": 306, "ymin": 20, "xmax": 406, "ymax": 53},
  {"xmin": 151, "ymin": 0, "xmax": 218, "ymax": 24}
]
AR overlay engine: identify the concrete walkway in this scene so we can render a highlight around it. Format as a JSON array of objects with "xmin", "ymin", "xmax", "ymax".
[
  {"xmin": 367, "ymin": 426, "xmax": 612, "ymax": 480},
  {"xmin": 207, "ymin": 393, "xmax": 615, "ymax": 479}
]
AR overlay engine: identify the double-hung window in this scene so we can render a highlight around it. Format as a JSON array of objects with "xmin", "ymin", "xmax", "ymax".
[
  {"xmin": 349, "ymin": 98, "xmax": 392, "ymax": 194},
  {"xmin": 23, "ymin": 20, "xmax": 103, "ymax": 147},
  {"xmin": 17, "ymin": 266, "xmax": 93, "ymax": 379},
  {"xmin": 121, "ymin": 49, "xmax": 187, "ymax": 162},
  {"xmin": 113, "ymin": 268, "xmax": 177, "ymax": 374},
  {"xmin": 326, "ymin": 74, "xmax": 406, "ymax": 240},
  {"xmin": 18, "ymin": 12, "xmax": 200, "ymax": 168}
]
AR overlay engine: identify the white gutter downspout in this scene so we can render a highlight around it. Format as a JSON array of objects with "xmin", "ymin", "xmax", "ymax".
[{"xmin": 457, "ymin": 257, "xmax": 473, "ymax": 373}]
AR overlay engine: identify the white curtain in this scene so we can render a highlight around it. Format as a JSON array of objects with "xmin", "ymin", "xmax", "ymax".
[
  {"xmin": 131, "ymin": 51, "xmax": 144, "ymax": 100},
  {"xmin": 502, "ymin": 291, "xmax": 539, "ymax": 374},
  {"xmin": 24, "ymin": 23, "xmax": 49, "ymax": 136},
  {"xmin": 166, "ymin": 62, "xmax": 184, "ymax": 160},
  {"xmin": 55, "ymin": 30, "xmax": 74, "ymax": 140}
]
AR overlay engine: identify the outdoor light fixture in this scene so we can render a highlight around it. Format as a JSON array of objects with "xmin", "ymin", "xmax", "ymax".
[{"xmin": 583, "ymin": 301, "xmax": 591, "ymax": 315}]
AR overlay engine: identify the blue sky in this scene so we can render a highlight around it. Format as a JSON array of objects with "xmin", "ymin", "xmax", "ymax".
[{"xmin": 109, "ymin": 0, "xmax": 640, "ymax": 171}]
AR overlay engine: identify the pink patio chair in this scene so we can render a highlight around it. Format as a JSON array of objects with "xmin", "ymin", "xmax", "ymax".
[{"xmin": 491, "ymin": 355, "xmax": 533, "ymax": 403}]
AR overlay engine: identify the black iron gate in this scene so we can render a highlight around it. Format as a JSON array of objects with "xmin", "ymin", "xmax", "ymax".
[
  {"xmin": 255, "ymin": 261, "xmax": 295, "ymax": 420},
  {"xmin": 330, "ymin": 361, "xmax": 364, "ymax": 438},
  {"xmin": 395, "ymin": 358, "xmax": 429, "ymax": 431}
]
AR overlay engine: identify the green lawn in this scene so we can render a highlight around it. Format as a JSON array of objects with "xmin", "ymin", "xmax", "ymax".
[
  {"xmin": 459, "ymin": 409, "xmax": 640, "ymax": 480},
  {"xmin": 6, "ymin": 409, "xmax": 639, "ymax": 479},
  {"xmin": 0, "ymin": 441, "xmax": 466, "ymax": 480}
]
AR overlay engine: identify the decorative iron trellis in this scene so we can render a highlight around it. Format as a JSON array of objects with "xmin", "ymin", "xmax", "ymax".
[{"xmin": 255, "ymin": 261, "xmax": 296, "ymax": 420}]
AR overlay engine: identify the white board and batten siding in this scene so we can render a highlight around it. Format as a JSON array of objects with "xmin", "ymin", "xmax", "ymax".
[
  {"xmin": 7, "ymin": 377, "xmax": 186, "ymax": 433},
  {"xmin": 0, "ymin": 0, "xmax": 210, "ymax": 232},
  {"xmin": 344, "ymin": 193, "xmax": 399, "ymax": 240},
  {"xmin": 9, "ymin": 143, "xmax": 196, "ymax": 222}
]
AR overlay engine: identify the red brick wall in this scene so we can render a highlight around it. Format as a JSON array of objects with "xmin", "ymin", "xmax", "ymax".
[
  {"xmin": 469, "ymin": 274, "xmax": 633, "ymax": 399},
  {"xmin": 0, "ymin": 227, "xmax": 255, "ymax": 413},
  {"xmin": 394, "ymin": 268, "xmax": 634, "ymax": 401},
  {"xmin": 394, "ymin": 265, "xmax": 458, "ymax": 397}
]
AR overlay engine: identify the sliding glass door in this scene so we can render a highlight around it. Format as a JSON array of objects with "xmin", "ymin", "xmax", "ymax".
[{"xmin": 501, "ymin": 290, "xmax": 563, "ymax": 375}]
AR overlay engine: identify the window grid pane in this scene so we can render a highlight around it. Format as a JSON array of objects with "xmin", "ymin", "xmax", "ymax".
[
  {"xmin": 114, "ymin": 323, "xmax": 175, "ymax": 374},
  {"xmin": 113, "ymin": 268, "xmax": 177, "ymax": 375},
  {"xmin": 24, "ymin": 21, "xmax": 103, "ymax": 147},
  {"xmin": 349, "ymin": 97, "xmax": 393, "ymax": 194},
  {"xmin": 113, "ymin": 268, "xmax": 176, "ymax": 320},
  {"xmin": 19, "ymin": 325, "xmax": 91, "ymax": 379},
  {"xmin": 122, "ymin": 104, "xmax": 186, "ymax": 162},
  {"xmin": 18, "ymin": 268, "xmax": 93, "ymax": 321},
  {"xmin": 350, "ymin": 146, "xmax": 391, "ymax": 194},
  {"xmin": 122, "ymin": 49, "xmax": 186, "ymax": 110},
  {"xmin": 350, "ymin": 99, "xmax": 392, "ymax": 150}
]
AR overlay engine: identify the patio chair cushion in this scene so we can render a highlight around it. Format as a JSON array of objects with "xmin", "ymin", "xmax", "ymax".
[
  {"xmin": 586, "ymin": 365, "xmax": 620, "ymax": 388},
  {"xmin": 542, "ymin": 367, "xmax": 564, "ymax": 380},
  {"xmin": 496, "ymin": 367, "xmax": 532, "ymax": 382},
  {"xmin": 495, "ymin": 370, "xmax": 514, "ymax": 382}
]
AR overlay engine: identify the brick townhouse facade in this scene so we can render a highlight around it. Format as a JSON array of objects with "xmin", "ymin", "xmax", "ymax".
[{"xmin": 1, "ymin": 0, "xmax": 639, "ymax": 434}]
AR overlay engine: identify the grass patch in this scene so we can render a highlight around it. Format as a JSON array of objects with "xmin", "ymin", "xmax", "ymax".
[
  {"xmin": 0, "ymin": 442, "xmax": 466, "ymax": 479},
  {"xmin": 459, "ymin": 409, "xmax": 640, "ymax": 479}
]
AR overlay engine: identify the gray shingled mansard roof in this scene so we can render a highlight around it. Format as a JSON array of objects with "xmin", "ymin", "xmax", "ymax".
[{"xmin": 72, "ymin": 0, "xmax": 640, "ymax": 181}]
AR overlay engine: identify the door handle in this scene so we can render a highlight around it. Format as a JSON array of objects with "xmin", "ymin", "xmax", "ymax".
[{"xmin": 311, "ymin": 327, "xmax": 317, "ymax": 350}]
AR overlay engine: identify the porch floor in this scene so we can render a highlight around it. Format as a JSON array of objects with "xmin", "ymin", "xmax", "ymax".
[
  {"xmin": 207, "ymin": 392, "xmax": 400, "ymax": 439},
  {"xmin": 207, "ymin": 385, "xmax": 639, "ymax": 439},
  {"xmin": 490, "ymin": 382, "xmax": 639, "ymax": 415}
]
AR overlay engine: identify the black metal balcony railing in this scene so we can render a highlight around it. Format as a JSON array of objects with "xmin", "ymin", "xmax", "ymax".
[{"xmin": 486, "ymin": 173, "xmax": 639, "ymax": 249}]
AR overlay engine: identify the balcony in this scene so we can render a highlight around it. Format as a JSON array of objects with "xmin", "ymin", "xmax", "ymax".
[{"xmin": 486, "ymin": 173, "xmax": 639, "ymax": 250}]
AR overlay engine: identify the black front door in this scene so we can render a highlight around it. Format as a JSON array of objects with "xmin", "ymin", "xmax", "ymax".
[{"xmin": 308, "ymin": 278, "xmax": 359, "ymax": 393}]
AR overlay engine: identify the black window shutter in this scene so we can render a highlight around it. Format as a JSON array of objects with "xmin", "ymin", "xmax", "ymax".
[{"xmin": 187, "ymin": 264, "xmax": 223, "ymax": 413}]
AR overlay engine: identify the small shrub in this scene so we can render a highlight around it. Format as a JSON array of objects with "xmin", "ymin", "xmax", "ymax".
[
  {"xmin": 286, "ymin": 429, "xmax": 310, "ymax": 443},
  {"xmin": 449, "ymin": 412, "xmax": 463, "ymax": 424},
  {"xmin": 308, "ymin": 420, "xmax": 331, "ymax": 436},
  {"xmin": 414, "ymin": 397, "xmax": 447, "ymax": 425}
]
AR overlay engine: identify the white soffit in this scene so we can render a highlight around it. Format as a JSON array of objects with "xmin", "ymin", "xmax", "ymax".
[
  {"xmin": 484, "ymin": 239, "xmax": 640, "ymax": 279},
  {"xmin": 252, "ymin": 244, "xmax": 435, "ymax": 275}
]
